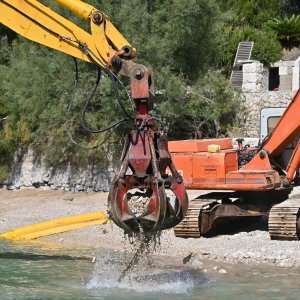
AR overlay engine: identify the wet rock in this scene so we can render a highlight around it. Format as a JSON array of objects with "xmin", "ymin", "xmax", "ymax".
[
  {"xmin": 252, "ymin": 270, "xmax": 261, "ymax": 276},
  {"xmin": 183, "ymin": 253, "xmax": 193, "ymax": 264},
  {"xmin": 63, "ymin": 198, "xmax": 74, "ymax": 201},
  {"xmin": 191, "ymin": 259, "xmax": 203, "ymax": 269},
  {"xmin": 127, "ymin": 189, "xmax": 151, "ymax": 217}
]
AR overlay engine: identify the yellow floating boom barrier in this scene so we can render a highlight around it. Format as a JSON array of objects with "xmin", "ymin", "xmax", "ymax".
[{"xmin": 0, "ymin": 211, "xmax": 109, "ymax": 240}]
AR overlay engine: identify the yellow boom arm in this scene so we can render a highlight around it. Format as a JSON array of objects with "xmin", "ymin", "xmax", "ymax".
[{"xmin": 0, "ymin": 0, "xmax": 136, "ymax": 67}]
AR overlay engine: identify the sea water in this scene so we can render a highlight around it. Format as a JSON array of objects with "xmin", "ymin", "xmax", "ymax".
[{"xmin": 0, "ymin": 240, "xmax": 299, "ymax": 300}]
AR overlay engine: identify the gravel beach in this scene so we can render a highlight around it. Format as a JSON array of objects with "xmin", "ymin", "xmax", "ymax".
[{"xmin": 1, "ymin": 188, "xmax": 300, "ymax": 269}]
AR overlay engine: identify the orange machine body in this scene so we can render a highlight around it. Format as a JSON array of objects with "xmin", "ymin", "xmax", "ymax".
[
  {"xmin": 170, "ymin": 90, "xmax": 300, "ymax": 192},
  {"xmin": 169, "ymin": 138, "xmax": 280, "ymax": 191}
]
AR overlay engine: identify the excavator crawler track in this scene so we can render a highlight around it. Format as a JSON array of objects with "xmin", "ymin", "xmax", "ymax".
[
  {"xmin": 174, "ymin": 199, "xmax": 217, "ymax": 238},
  {"xmin": 268, "ymin": 198, "xmax": 300, "ymax": 240}
]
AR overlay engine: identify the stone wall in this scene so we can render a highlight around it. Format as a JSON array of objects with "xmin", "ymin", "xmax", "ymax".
[
  {"xmin": 241, "ymin": 91, "xmax": 296, "ymax": 137},
  {"xmin": 240, "ymin": 61, "xmax": 297, "ymax": 137},
  {"xmin": 242, "ymin": 62, "xmax": 264, "ymax": 93},
  {"xmin": 2, "ymin": 148, "xmax": 115, "ymax": 192}
]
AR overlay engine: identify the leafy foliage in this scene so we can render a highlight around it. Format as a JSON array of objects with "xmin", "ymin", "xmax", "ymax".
[
  {"xmin": 265, "ymin": 15, "xmax": 300, "ymax": 49},
  {"xmin": 216, "ymin": 0, "xmax": 279, "ymax": 28},
  {"xmin": 217, "ymin": 26, "xmax": 282, "ymax": 69},
  {"xmin": 101, "ymin": 0, "xmax": 219, "ymax": 79},
  {"xmin": 0, "ymin": 0, "xmax": 286, "ymax": 179},
  {"xmin": 215, "ymin": 0, "xmax": 283, "ymax": 69},
  {"xmin": 279, "ymin": 0, "xmax": 300, "ymax": 17},
  {"xmin": 186, "ymin": 71, "xmax": 241, "ymax": 138}
]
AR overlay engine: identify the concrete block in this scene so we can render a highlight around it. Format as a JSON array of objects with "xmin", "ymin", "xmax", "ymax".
[
  {"xmin": 243, "ymin": 62, "xmax": 263, "ymax": 73},
  {"xmin": 243, "ymin": 73, "xmax": 257, "ymax": 84},
  {"xmin": 242, "ymin": 83, "xmax": 258, "ymax": 92},
  {"xmin": 279, "ymin": 75, "xmax": 293, "ymax": 91},
  {"xmin": 292, "ymin": 66, "xmax": 300, "ymax": 91},
  {"xmin": 256, "ymin": 83, "xmax": 263, "ymax": 91},
  {"xmin": 279, "ymin": 66, "xmax": 292, "ymax": 75}
]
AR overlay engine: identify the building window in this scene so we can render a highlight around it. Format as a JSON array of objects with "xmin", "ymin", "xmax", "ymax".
[{"xmin": 269, "ymin": 67, "xmax": 279, "ymax": 91}]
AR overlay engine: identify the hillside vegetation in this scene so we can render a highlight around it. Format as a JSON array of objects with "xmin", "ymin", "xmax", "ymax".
[{"xmin": 0, "ymin": 0, "xmax": 299, "ymax": 180}]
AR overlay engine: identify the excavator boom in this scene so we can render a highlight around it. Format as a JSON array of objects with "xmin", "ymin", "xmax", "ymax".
[{"xmin": 0, "ymin": 0, "xmax": 135, "ymax": 66}]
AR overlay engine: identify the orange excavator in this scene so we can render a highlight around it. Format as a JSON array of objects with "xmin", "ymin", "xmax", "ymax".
[
  {"xmin": 2, "ymin": 1, "xmax": 299, "ymax": 241},
  {"xmin": 172, "ymin": 91, "xmax": 300, "ymax": 240},
  {"xmin": 0, "ymin": 0, "xmax": 188, "ymax": 234}
]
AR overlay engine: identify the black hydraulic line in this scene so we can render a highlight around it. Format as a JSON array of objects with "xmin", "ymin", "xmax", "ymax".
[
  {"xmin": 137, "ymin": 116, "xmax": 164, "ymax": 130},
  {"xmin": 76, "ymin": 42, "xmax": 136, "ymax": 121},
  {"xmin": 80, "ymin": 66, "xmax": 129, "ymax": 134},
  {"xmin": 65, "ymin": 58, "xmax": 130, "ymax": 149},
  {"xmin": 66, "ymin": 121, "xmax": 125, "ymax": 150}
]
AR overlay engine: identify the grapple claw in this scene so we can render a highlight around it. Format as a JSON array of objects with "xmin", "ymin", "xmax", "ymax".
[
  {"xmin": 106, "ymin": 63, "xmax": 188, "ymax": 234},
  {"xmin": 107, "ymin": 129, "xmax": 188, "ymax": 234}
]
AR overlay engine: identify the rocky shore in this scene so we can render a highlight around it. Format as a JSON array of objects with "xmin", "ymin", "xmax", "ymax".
[
  {"xmin": 1, "ymin": 148, "xmax": 114, "ymax": 192},
  {"xmin": 0, "ymin": 188, "xmax": 299, "ymax": 269}
]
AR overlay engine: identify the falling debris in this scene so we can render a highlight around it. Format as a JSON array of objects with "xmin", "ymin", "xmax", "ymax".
[{"xmin": 183, "ymin": 252, "xmax": 193, "ymax": 264}]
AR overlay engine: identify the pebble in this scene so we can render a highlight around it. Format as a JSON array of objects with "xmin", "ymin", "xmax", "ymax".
[
  {"xmin": 252, "ymin": 270, "xmax": 261, "ymax": 276},
  {"xmin": 63, "ymin": 198, "xmax": 74, "ymax": 201}
]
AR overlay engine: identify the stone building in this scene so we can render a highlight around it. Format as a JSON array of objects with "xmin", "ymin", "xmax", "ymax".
[{"xmin": 238, "ymin": 56, "xmax": 300, "ymax": 137}]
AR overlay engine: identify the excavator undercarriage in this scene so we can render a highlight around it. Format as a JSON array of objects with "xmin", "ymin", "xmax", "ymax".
[
  {"xmin": 268, "ymin": 197, "xmax": 300, "ymax": 240},
  {"xmin": 174, "ymin": 190, "xmax": 300, "ymax": 240}
]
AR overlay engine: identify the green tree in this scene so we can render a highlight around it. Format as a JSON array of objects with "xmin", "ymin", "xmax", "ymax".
[
  {"xmin": 99, "ymin": 0, "xmax": 224, "ymax": 138},
  {"xmin": 217, "ymin": 26, "xmax": 282, "ymax": 70},
  {"xmin": 265, "ymin": 15, "xmax": 300, "ymax": 49},
  {"xmin": 280, "ymin": 0, "xmax": 300, "ymax": 16},
  {"xmin": 101, "ymin": 0, "xmax": 219, "ymax": 79},
  {"xmin": 0, "ymin": 0, "xmax": 284, "ymax": 181},
  {"xmin": 216, "ymin": 0, "xmax": 279, "ymax": 28},
  {"xmin": 214, "ymin": 0, "xmax": 283, "ymax": 70},
  {"xmin": 186, "ymin": 71, "xmax": 240, "ymax": 138}
]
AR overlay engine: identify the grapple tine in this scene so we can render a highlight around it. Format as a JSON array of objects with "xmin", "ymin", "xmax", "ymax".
[{"xmin": 107, "ymin": 127, "xmax": 189, "ymax": 234}]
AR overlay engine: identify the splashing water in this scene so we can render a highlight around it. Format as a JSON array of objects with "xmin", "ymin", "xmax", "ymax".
[
  {"xmin": 117, "ymin": 228, "xmax": 162, "ymax": 282},
  {"xmin": 87, "ymin": 250, "xmax": 207, "ymax": 294},
  {"xmin": 87, "ymin": 229, "xmax": 208, "ymax": 294},
  {"xmin": 90, "ymin": 187, "xmax": 207, "ymax": 294},
  {"xmin": 1, "ymin": 240, "xmax": 300, "ymax": 299}
]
